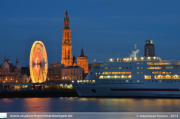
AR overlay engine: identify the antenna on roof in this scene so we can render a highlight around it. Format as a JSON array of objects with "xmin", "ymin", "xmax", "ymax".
[
  {"xmin": 117, "ymin": 54, "xmax": 120, "ymax": 61},
  {"xmin": 134, "ymin": 43, "xmax": 137, "ymax": 49}
]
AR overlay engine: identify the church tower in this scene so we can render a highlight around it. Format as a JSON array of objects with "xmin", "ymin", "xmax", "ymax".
[
  {"xmin": 61, "ymin": 10, "xmax": 73, "ymax": 67},
  {"xmin": 77, "ymin": 47, "xmax": 89, "ymax": 74}
]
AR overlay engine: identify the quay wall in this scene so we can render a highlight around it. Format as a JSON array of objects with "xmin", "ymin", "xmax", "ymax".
[{"xmin": 0, "ymin": 90, "xmax": 79, "ymax": 98}]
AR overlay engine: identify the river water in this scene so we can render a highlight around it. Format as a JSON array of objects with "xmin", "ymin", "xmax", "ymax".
[{"xmin": 0, "ymin": 98, "xmax": 180, "ymax": 112}]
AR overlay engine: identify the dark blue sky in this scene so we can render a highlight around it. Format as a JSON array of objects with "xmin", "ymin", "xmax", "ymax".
[{"xmin": 0, "ymin": 0, "xmax": 180, "ymax": 66}]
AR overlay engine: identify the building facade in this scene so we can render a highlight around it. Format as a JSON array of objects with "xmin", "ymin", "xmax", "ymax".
[
  {"xmin": 0, "ymin": 57, "xmax": 28, "ymax": 83},
  {"xmin": 77, "ymin": 47, "xmax": 89, "ymax": 74},
  {"xmin": 61, "ymin": 66, "xmax": 83, "ymax": 81},
  {"xmin": 47, "ymin": 62, "xmax": 64, "ymax": 81},
  {"xmin": 61, "ymin": 10, "xmax": 73, "ymax": 67}
]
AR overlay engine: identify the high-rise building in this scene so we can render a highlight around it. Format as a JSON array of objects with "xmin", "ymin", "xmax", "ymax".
[
  {"xmin": 61, "ymin": 10, "xmax": 73, "ymax": 67},
  {"xmin": 77, "ymin": 47, "xmax": 89, "ymax": 74},
  {"xmin": 144, "ymin": 40, "xmax": 155, "ymax": 57}
]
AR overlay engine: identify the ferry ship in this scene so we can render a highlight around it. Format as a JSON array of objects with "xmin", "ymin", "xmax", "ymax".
[{"xmin": 72, "ymin": 40, "xmax": 180, "ymax": 97}]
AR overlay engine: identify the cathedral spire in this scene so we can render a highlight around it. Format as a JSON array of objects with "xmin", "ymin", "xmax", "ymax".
[
  {"xmin": 73, "ymin": 55, "xmax": 77, "ymax": 66},
  {"xmin": 66, "ymin": 9, "xmax": 68, "ymax": 16},
  {"xmin": 16, "ymin": 54, "xmax": 19, "ymax": 63},
  {"xmin": 64, "ymin": 10, "xmax": 70, "ymax": 29},
  {"xmin": 80, "ymin": 46, "xmax": 84, "ymax": 57},
  {"xmin": 61, "ymin": 10, "xmax": 73, "ymax": 67}
]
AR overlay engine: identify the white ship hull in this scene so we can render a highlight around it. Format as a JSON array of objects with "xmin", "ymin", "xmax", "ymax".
[
  {"xmin": 73, "ymin": 83, "xmax": 180, "ymax": 97},
  {"xmin": 72, "ymin": 42, "xmax": 180, "ymax": 98}
]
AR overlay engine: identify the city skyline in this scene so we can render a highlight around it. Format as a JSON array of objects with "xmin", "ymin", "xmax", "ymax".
[{"xmin": 1, "ymin": 0, "xmax": 180, "ymax": 66}]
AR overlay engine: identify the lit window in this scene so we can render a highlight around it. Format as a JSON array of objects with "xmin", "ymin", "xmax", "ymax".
[
  {"xmin": 159, "ymin": 80, "xmax": 161, "ymax": 82},
  {"xmin": 144, "ymin": 75, "xmax": 151, "ymax": 79},
  {"xmin": 104, "ymin": 72, "xmax": 108, "ymax": 74},
  {"xmin": 166, "ymin": 75, "xmax": 171, "ymax": 79},
  {"xmin": 141, "ymin": 67, "xmax": 143, "ymax": 69},
  {"xmin": 141, "ymin": 62, "xmax": 143, "ymax": 64},
  {"xmin": 99, "ymin": 76, "xmax": 103, "ymax": 79},
  {"xmin": 126, "ymin": 80, "xmax": 128, "ymax": 82},
  {"xmin": 105, "ymin": 63, "xmax": 107, "ymax": 65},
  {"xmin": 137, "ymin": 62, "xmax": 139, "ymax": 64},
  {"xmin": 141, "ymin": 72, "xmax": 143, "ymax": 74},
  {"xmin": 137, "ymin": 67, "xmax": 139, "ymax": 69},
  {"xmin": 105, "ymin": 67, "xmax": 107, "ymax": 69},
  {"xmin": 137, "ymin": 80, "xmax": 139, "ymax": 82},
  {"xmin": 99, "ymin": 72, "xmax": 100, "ymax": 75},
  {"xmin": 119, "ymin": 67, "xmax": 121, "ymax": 69},
  {"xmin": 137, "ymin": 72, "xmax": 139, "ymax": 74},
  {"xmin": 95, "ymin": 73, "xmax": 97, "ymax": 74}
]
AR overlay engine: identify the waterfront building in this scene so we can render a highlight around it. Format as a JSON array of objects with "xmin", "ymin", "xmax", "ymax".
[
  {"xmin": 47, "ymin": 62, "xmax": 64, "ymax": 81},
  {"xmin": 61, "ymin": 66, "xmax": 83, "ymax": 81},
  {"xmin": 21, "ymin": 65, "xmax": 30, "ymax": 77},
  {"xmin": 61, "ymin": 10, "xmax": 73, "ymax": 67},
  {"xmin": 0, "ymin": 57, "xmax": 28, "ymax": 83},
  {"xmin": 77, "ymin": 47, "xmax": 89, "ymax": 74}
]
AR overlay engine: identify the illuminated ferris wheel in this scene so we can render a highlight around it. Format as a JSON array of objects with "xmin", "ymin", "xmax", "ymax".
[{"xmin": 29, "ymin": 41, "xmax": 48, "ymax": 83}]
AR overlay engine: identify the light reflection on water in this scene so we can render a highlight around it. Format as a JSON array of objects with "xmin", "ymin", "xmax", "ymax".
[{"xmin": 0, "ymin": 98, "xmax": 180, "ymax": 112}]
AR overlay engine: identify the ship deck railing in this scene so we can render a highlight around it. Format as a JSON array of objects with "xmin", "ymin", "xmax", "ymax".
[{"xmin": 103, "ymin": 57, "xmax": 180, "ymax": 64}]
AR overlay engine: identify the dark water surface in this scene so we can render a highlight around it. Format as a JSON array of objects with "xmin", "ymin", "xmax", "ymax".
[{"xmin": 0, "ymin": 98, "xmax": 180, "ymax": 112}]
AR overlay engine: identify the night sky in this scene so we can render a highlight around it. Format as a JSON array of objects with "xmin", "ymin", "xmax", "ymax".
[{"xmin": 0, "ymin": 0, "xmax": 180, "ymax": 67}]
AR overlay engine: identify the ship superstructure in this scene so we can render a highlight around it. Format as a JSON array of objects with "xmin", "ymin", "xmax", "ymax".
[{"xmin": 72, "ymin": 40, "xmax": 180, "ymax": 97}]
